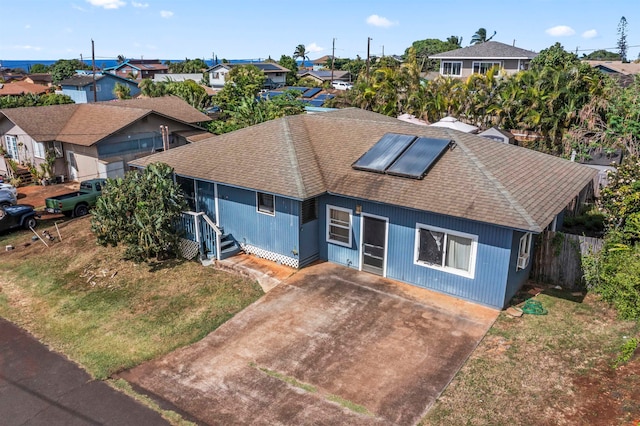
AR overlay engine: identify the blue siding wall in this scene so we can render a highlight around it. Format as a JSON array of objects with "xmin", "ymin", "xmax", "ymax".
[
  {"xmin": 299, "ymin": 217, "xmax": 319, "ymax": 266},
  {"xmin": 319, "ymin": 194, "xmax": 512, "ymax": 308},
  {"xmin": 217, "ymin": 184, "xmax": 300, "ymax": 260},
  {"xmin": 61, "ymin": 76, "xmax": 140, "ymax": 103},
  {"xmin": 504, "ymin": 230, "xmax": 534, "ymax": 306},
  {"xmin": 196, "ymin": 181, "xmax": 216, "ymax": 221}
]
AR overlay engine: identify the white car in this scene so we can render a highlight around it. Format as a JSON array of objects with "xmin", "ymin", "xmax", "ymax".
[
  {"xmin": 0, "ymin": 183, "xmax": 17, "ymax": 198},
  {"xmin": 332, "ymin": 81, "xmax": 353, "ymax": 91}
]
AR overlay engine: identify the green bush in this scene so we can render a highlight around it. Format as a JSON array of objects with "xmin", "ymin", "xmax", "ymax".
[{"xmin": 585, "ymin": 233, "xmax": 640, "ymax": 321}]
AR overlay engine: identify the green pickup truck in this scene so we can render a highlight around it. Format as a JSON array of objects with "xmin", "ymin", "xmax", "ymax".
[{"xmin": 45, "ymin": 179, "xmax": 107, "ymax": 217}]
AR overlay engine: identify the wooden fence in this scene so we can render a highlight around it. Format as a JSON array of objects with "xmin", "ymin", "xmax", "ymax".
[{"xmin": 531, "ymin": 231, "xmax": 604, "ymax": 290}]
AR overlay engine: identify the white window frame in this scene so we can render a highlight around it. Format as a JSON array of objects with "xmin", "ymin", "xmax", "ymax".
[
  {"xmin": 256, "ymin": 192, "xmax": 275, "ymax": 216},
  {"xmin": 51, "ymin": 141, "xmax": 64, "ymax": 158},
  {"xmin": 414, "ymin": 223, "xmax": 478, "ymax": 279},
  {"xmin": 441, "ymin": 61, "xmax": 462, "ymax": 77},
  {"xmin": 517, "ymin": 232, "xmax": 533, "ymax": 270},
  {"xmin": 33, "ymin": 141, "xmax": 46, "ymax": 159},
  {"xmin": 472, "ymin": 61, "xmax": 502, "ymax": 75},
  {"xmin": 5, "ymin": 135, "xmax": 19, "ymax": 159},
  {"xmin": 326, "ymin": 205, "xmax": 352, "ymax": 248}
]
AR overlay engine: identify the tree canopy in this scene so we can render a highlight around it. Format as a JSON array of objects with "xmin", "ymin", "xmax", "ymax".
[
  {"xmin": 91, "ymin": 162, "xmax": 188, "ymax": 262},
  {"xmin": 167, "ymin": 58, "xmax": 208, "ymax": 73},
  {"xmin": 470, "ymin": 28, "xmax": 496, "ymax": 44},
  {"xmin": 404, "ymin": 38, "xmax": 460, "ymax": 71},
  {"xmin": 278, "ymin": 55, "xmax": 299, "ymax": 86},
  {"xmin": 530, "ymin": 43, "xmax": 580, "ymax": 70},
  {"xmin": 582, "ymin": 50, "xmax": 621, "ymax": 61},
  {"xmin": 51, "ymin": 59, "xmax": 92, "ymax": 84},
  {"xmin": 0, "ymin": 93, "xmax": 74, "ymax": 109}
]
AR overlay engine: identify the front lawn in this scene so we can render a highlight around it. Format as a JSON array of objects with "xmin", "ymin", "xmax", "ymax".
[{"xmin": 0, "ymin": 216, "xmax": 263, "ymax": 380}]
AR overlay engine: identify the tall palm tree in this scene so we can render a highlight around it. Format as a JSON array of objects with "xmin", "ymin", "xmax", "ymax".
[
  {"xmin": 293, "ymin": 44, "xmax": 310, "ymax": 68},
  {"xmin": 116, "ymin": 54, "xmax": 127, "ymax": 64},
  {"xmin": 470, "ymin": 28, "xmax": 496, "ymax": 45}
]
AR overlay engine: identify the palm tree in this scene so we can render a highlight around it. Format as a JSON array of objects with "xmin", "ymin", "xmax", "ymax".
[
  {"xmin": 293, "ymin": 44, "xmax": 310, "ymax": 68},
  {"xmin": 113, "ymin": 82, "xmax": 131, "ymax": 100},
  {"xmin": 446, "ymin": 36, "xmax": 463, "ymax": 48},
  {"xmin": 470, "ymin": 28, "xmax": 496, "ymax": 45},
  {"xmin": 116, "ymin": 54, "xmax": 127, "ymax": 64}
]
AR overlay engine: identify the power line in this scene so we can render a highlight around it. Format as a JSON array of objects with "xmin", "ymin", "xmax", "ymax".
[{"xmin": 575, "ymin": 44, "xmax": 640, "ymax": 52}]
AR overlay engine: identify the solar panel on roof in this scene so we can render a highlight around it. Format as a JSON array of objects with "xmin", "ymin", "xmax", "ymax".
[
  {"xmin": 288, "ymin": 87, "xmax": 307, "ymax": 93},
  {"xmin": 307, "ymin": 99, "xmax": 325, "ymax": 107},
  {"xmin": 386, "ymin": 137, "xmax": 451, "ymax": 179},
  {"xmin": 315, "ymin": 93, "xmax": 335, "ymax": 101},
  {"xmin": 302, "ymin": 88, "xmax": 321, "ymax": 98},
  {"xmin": 352, "ymin": 133, "xmax": 417, "ymax": 173}
]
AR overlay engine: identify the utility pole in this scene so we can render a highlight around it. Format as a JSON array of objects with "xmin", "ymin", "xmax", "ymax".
[
  {"xmin": 91, "ymin": 39, "xmax": 97, "ymax": 103},
  {"xmin": 381, "ymin": 45, "xmax": 384, "ymax": 57},
  {"xmin": 160, "ymin": 125, "xmax": 169, "ymax": 151},
  {"xmin": 330, "ymin": 38, "xmax": 336, "ymax": 85},
  {"xmin": 366, "ymin": 37, "xmax": 372, "ymax": 78}
]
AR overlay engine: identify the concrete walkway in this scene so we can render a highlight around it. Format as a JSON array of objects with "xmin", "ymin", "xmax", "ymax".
[{"xmin": 0, "ymin": 317, "xmax": 169, "ymax": 426}]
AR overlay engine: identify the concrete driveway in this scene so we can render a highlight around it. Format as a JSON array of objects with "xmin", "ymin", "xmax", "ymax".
[{"xmin": 119, "ymin": 262, "xmax": 498, "ymax": 425}]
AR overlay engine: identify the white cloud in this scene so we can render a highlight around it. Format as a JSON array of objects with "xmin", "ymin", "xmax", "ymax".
[
  {"xmin": 131, "ymin": 1, "xmax": 148, "ymax": 7},
  {"xmin": 160, "ymin": 10, "xmax": 174, "ymax": 18},
  {"xmin": 10, "ymin": 45, "xmax": 42, "ymax": 51},
  {"xmin": 72, "ymin": 3, "xmax": 87, "ymax": 11},
  {"xmin": 545, "ymin": 25, "xmax": 575, "ymax": 37},
  {"xmin": 25, "ymin": 24, "xmax": 31, "ymax": 29},
  {"xmin": 366, "ymin": 14, "xmax": 397, "ymax": 28},
  {"xmin": 306, "ymin": 43, "xmax": 323, "ymax": 53},
  {"xmin": 582, "ymin": 29, "xmax": 597, "ymax": 39},
  {"xmin": 86, "ymin": 0, "xmax": 126, "ymax": 9}
]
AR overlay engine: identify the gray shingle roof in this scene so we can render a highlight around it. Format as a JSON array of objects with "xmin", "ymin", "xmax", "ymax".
[
  {"xmin": 130, "ymin": 109, "xmax": 596, "ymax": 233},
  {"xmin": 430, "ymin": 41, "xmax": 538, "ymax": 60}
]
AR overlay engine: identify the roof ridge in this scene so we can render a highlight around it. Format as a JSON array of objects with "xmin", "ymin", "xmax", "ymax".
[
  {"xmin": 281, "ymin": 117, "xmax": 307, "ymax": 198},
  {"xmin": 447, "ymin": 129, "xmax": 541, "ymax": 232}
]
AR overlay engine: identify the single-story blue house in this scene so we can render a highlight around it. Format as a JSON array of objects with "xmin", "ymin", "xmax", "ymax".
[
  {"xmin": 130, "ymin": 108, "xmax": 597, "ymax": 309},
  {"xmin": 59, "ymin": 72, "xmax": 141, "ymax": 103}
]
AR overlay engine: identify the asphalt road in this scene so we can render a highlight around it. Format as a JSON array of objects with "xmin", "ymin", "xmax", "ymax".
[{"xmin": 0, "ymin": 317, "xmax": 169, "ymax": 426}]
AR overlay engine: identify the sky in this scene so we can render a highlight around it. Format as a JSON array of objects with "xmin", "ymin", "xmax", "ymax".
[{"xmin": 1, "ymin": 0, "xmax": 639, "ymax": 62}]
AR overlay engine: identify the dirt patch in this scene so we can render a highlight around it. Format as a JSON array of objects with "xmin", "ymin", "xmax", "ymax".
[
  {"xmin": 567, "ymin": 354, "xmax": 640, "ymax": 425},
  {"xmin": 16, "ymin": 182, "xmax": 79, "ymax": 209}
]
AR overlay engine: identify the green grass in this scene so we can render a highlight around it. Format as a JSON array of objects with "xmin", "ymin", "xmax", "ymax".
[
  {"xmin": 0, "ymin": 222, "xmax": 264, "ymax": 381},
  {"xmin": 326, "ymin": 394, "xmax": 373, "ymax": 416}
]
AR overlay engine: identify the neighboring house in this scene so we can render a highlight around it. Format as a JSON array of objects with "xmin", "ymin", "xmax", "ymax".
[
  {"xmin": 430, "ymin": 116, "xmax": 479, "ymax": 133},
  {"xmin": 25, "ymin": 73, "xmax": 53, "ymax": 87},
  {"xmin": 0, "ymin": 96, "xmax": 211, "ymax": 181},
  {"xmin": 430, "ymin": 41, "xmax": 538, "ymax": 78},
  {"xmin": 0, "ymin": 80, "xmax": 49, "ymax": 97},
  {"xmin": 478, "ymin": 127, "xmax": 516, "ymax": 144},
  {"xmin": 103, "ymin": 59, "xmax": 168, "ymax": 81},
  {"xmin": 59, "ymin": 73, "xmax": 141, "ymax": 103},
  {"xmin": 206, "ymin": 62, "xmax": 290, "ymax": 89},
  {"xmin": 153, "ymin": 73, "xmax": 204, "ymax": 83},
  {"xmin": 297, "ymin": 70, "xmax": 352, "ymax": 85},
  {"xmin": 577, "ymin": 147, "xmax": 624, "ymax": 196},
  {"xmin": 130, "ymin": 108, "xmax": 597, "ymax": 309},
  {"xmin": 585, "ymin": 60, "xmax": 640, "ymax": 87},
  {"xmin": 311, "ymin": 55, "xmax": 333, "ymax": 70}
]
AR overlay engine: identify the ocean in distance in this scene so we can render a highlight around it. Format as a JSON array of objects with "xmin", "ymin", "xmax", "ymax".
[{"xmin": 0, "ymin": 58, "xmax": 307, "ymax": 72}]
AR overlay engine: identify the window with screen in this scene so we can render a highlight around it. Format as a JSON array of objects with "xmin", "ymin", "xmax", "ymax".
[
  {"xmin": 415, "ymin": 224, "xmax": 477, "ymax": 278},
  {"xmin": 257, "ymin": 192, "xmax": 275, "ymax": 215},
  {"xmin": 327, "ymin": 205, "xmax": 352, "ymax": 247}
]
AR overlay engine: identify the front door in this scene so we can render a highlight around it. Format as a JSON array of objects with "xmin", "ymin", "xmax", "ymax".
[{"xmin": 361, "ymin": 214, "xmax": 387, "ymax": 276}]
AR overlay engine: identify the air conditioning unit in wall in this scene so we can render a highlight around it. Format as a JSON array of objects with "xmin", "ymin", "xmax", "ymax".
[{"xmin": 517, "ymin": 255, "xmax": 529, "ymax": 270}]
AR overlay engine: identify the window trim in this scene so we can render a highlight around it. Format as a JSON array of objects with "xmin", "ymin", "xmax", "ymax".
[
  {"xmin": 33, "ymin": 141, "xmax": 46, "ymax": 159},
  {"xmin": 414, "ymin": 223, "xmax": 478, "ymax": 279},
  {"xmin": 256, "ymin": 191, "xmax": 275, "ymax": 216},
  {"xmin": 5, "ymin": 135, "xmax": 18, "ymax": 159},
  {"xmin": 326, "ymin": 204, "xmax": 352, "ymax": 248},
  {"xmin": 472, "ymin": 61, "xmax": 502, "ymax": 75},
  {"xmin": 517, "ymin": 232, "xmax": 533, "ymax": 270},
  {"xmin": 441, "ymin": 61, "xmax": 462, "ymax": 77}
]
